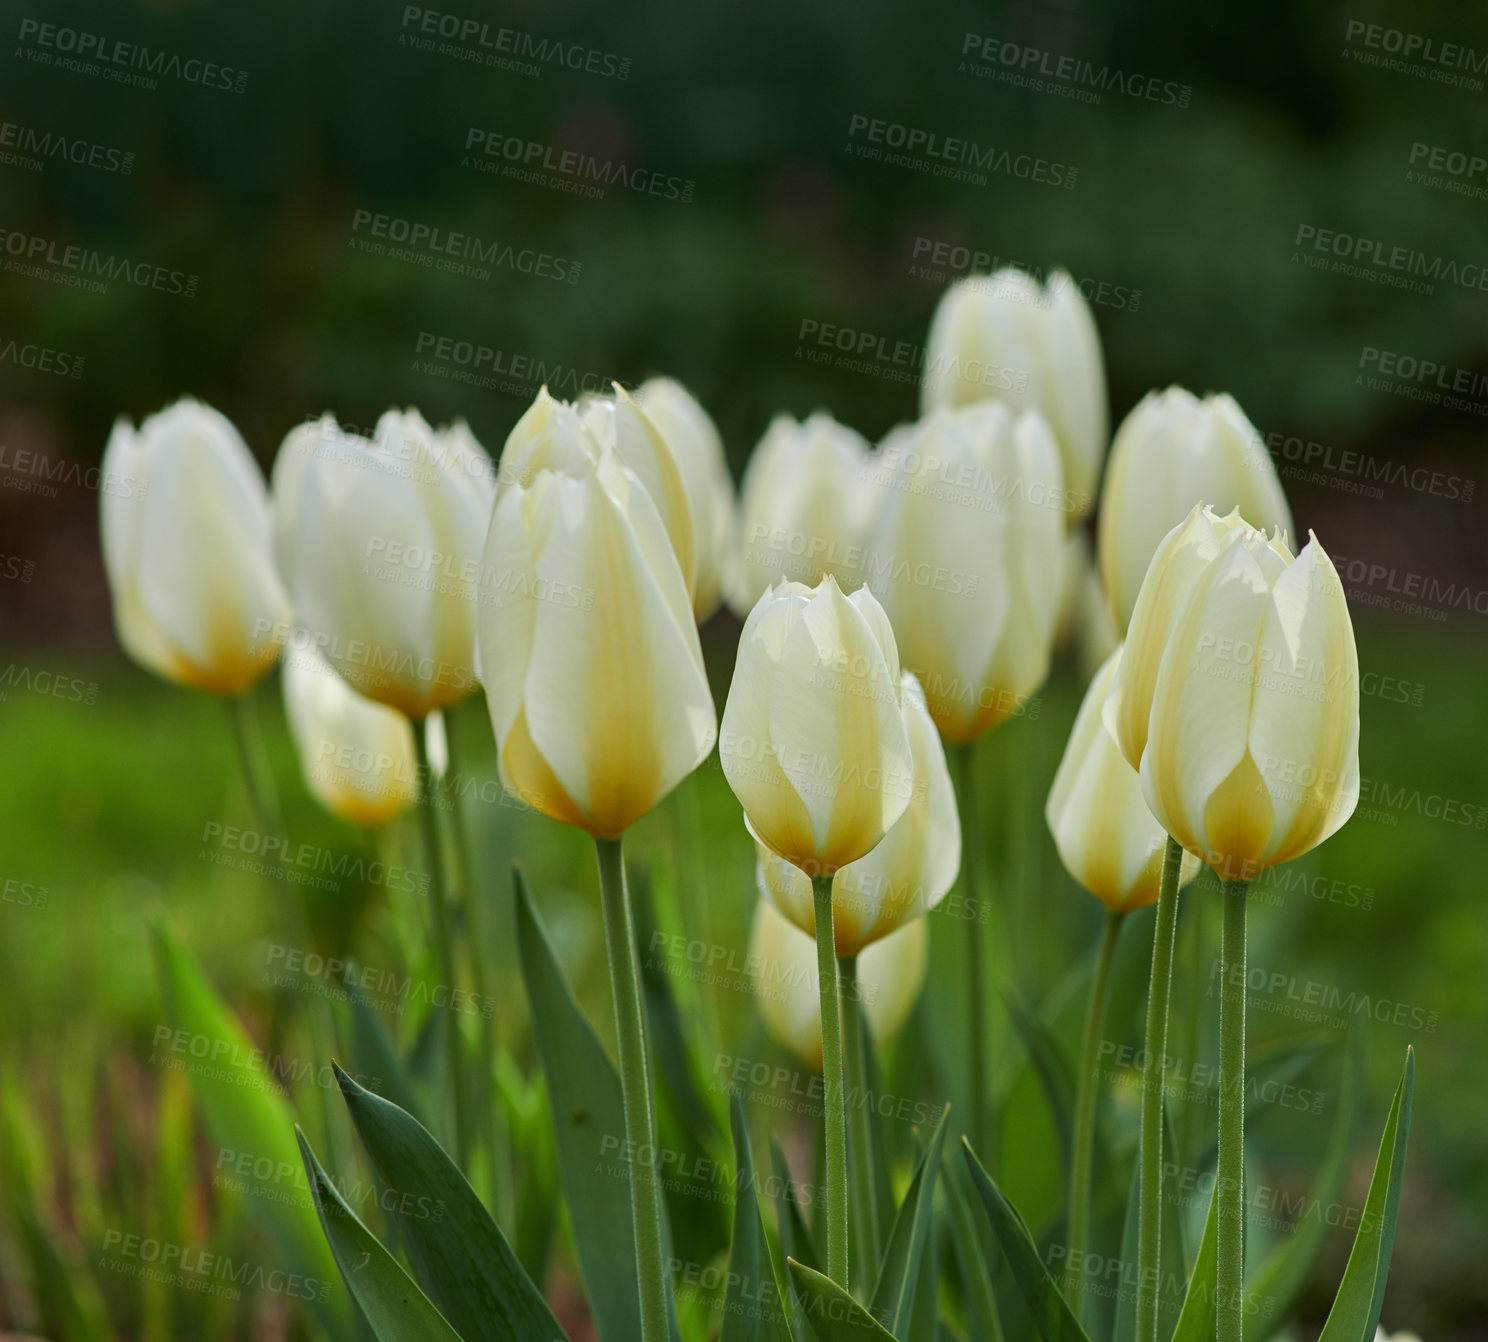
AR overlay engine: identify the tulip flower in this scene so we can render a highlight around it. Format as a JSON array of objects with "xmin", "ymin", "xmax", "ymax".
[
  {"xmin": 729, "ymin": 412, "xmax": 875, "ymax": 615},
  {"xmin": 864, "ymin": 401, "xmax": 1066, "ymax": 743},
  {"xmin": 480, "ymin": 435, "xmax": 716, "ymax": 1342},
  {"xmin": 272, "ymin": 409, "xmax": 491, "ymax": 720},
  {"xmin": 100, "ymin": 398, "xmax": 289, "ymax": 696},
  {"xmin": 502, "ymin": 384, "xmax": 698, "ymax": 605},
  {"xmin": 752, "ymin": 670, "xmax": 959, "ymax": 953},
  {"xmin": 1098, "ymin": 388, "xmax": 1292, "ymax": 633},
  {"xmin": 635, "ymin": 376, "xmax": 736, "ymax": 621},
  {"xmin": 720, "ymin": 573, "xmax": 913, "ymax": 1288},
  {"xmin": 921, "ymin": 268, "xmax": 1106, "ymax": 520},
  {"xmin": 282, "ymin": 640, "xmax": 417, "ymax": 827},
  {"xmin": 1047, "ymin": 646, "xmax": 1199, "ymax": 1316},
  {"xmin": 749, "ymin": 899, "xmax": 928, "ymax": 1069},
  {"xmin": 1104, "ymin": 503, "xmax": 1360, "ymax": 1342}
]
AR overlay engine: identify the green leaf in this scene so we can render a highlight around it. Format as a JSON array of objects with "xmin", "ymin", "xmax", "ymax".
[
  {"xmin": 1314, "ymin": 1048, "xmax": 1414, "ymax": 1342},
  {"xmin": 961, "ymin": 1139, "xmax": 1090, "ymax": 1342},
  {"xmin": 1246, "ymin": 1036, "xmax": 1362, "ymax": 1340},
  {"xmin": 871, "ymin": 1104, "xmax": 951, "ymax": 1337},
  {"xmin": 296, "ymin": 1128, "xmax": 462, "ymax": 1341},
  {"xmin": 944, "ymin": 1164, "xmax": 1005, "ymax": 1342},
  {"xmin": 721, "ymin": 1091, "xmax": 793, "ymax": 1342},
  {"xmin": 514, "ymin": 865, "xmax": 654, "ymax": 1342},
  {"xmin": 771, "ymin": 1140, "xmax": 819, "ymax": 1339},
  {"xmin": 787, "ymin": 1259, "xmax": 898, "ymax": 1340},
  {"xmin": 1112, "ymin": 1112, "xmax": 1191, "ymax": 1342},
  {"xmin": 348, "ymin": 992, "xmax": 428, "ymax": 1128},
  {"xmin": 1169, "ymin": 1178, "xmax": 1219, "ymax": 1342},
  {"xmin": 1004, "ymin": 998, "xmax": 1074, "ymax": 1170},
  {"xmin": 150, "ymin": 921, "xmax": 347, "ymax": 1333},
  {"xmin": 332, "ymin": 1061, "xmax": 568, "ymax": 1342}
]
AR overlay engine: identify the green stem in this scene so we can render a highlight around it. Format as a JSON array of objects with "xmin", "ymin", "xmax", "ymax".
[
  {"xmin": 1217, "ymin": 880, "xmax": 1249, "ymax": 1342},
  {"xmin": 413, "ymin": 720, "xmax": 471, "ymax": 1173},
  {"xmin": 839, "ymin": 955, "xmax": 881, "ymax": 1288},
  {"xmin": 812, "ymin": 875, "xmax": 850, "ymax": 1288},
  {"xmin": 226, "ymin": 691, "xmax": 282, "ymax": 833},
  {"xmin": 1065, "ymin": 909, "xmax": 1126, "ymax": 1319},
  {"xmin": 1135, "ymin": 836, "xmax": 1185, "ymax": 1342},
  {"xmin": 595, "ymin": 836, "xmax": 669, "ymax": 1342},
  {"xmin": 950, "ymin": 742, "xmax": 988, "ymax": 1158}
]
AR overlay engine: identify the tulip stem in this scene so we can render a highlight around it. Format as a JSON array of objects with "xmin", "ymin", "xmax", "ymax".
[
  {"xmin": 1217, "ymin": 879, "xmax": 1249, "ymax": 1342},
  {"xmin": 950, "ymin": 742, "xmax": 988, "ymax": 1158},
  {"xmin": 1066, "ymin": 908, "xmax": 1126, "ymax": 1319},
  {"xmin": 413, "ymin": 720, "xmax": 472, "ymax": 1174},
  {"xmin": 595, "ymin": 836, "xmax": 670, "ymax": 1342},
  {"xmin": 226, "ymin": 691, "xmax": 282, "ymax": 833},
  {"xmin": 1135, "ymin": 836, "xmax": 1185, "ymax": 1342},
  {"xmin": 812, "ymin": 875, "xmax": 851, "ymax": 1288},
  {"xmin": 838, "ymin": 954, "xmax": 882, "ymax": 1289}
]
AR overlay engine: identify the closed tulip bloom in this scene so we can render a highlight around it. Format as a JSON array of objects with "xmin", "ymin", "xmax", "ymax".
[
  {"xmin": 921, "ymin": 268, "xmax": 1106, "ymax": 520},
  {"xmin": 1108, "ymin": 506, "xmax": 1360, "ymax": 878},
  {"xmin": 754, "ymin": 671, "xmax": 959, "ymax": 953},
  {"xmin": 635, "ymin": 376, "xmax": 735, "ymax": 621},
  {"xmin": 503, "ymin": 385, "xmax": 698, "ymax": 602},
  {"xmin": 749, "ymin": 899, "xmax": 928, "ymax": 1070},
  {"xmin": 865, "ymin": 401, "xmax": 1065, "ymax": 743},
  {"xmin": 1098, "ymin": 388, "xmax": 1292, "ymax": 633},
  {"xmin": 729, "ymin": 412, "xmax": 875, "ymax": 615},
  {"xmin": 1046, "ymin": 647, "xmax": 1198, "ymax": 912},
  {"xmin": 478, "ymin": 448, "xmax": 716, "ymax": 838},
  {"xmin": 721, "ymin": 575, "xmax": 913, "ymax": 877},
  {"xmin": 272, "ymin": 409, "xmax": 490, "ymax": 719},
  {"xmin": 100, "ymin": 398, "xmax": 289, "ymax": 695},
  {"xmin": 282, "ymin": 641, "xmax": 417, "ymax": 827}
]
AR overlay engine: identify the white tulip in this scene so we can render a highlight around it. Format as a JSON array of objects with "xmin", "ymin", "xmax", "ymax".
[
  {"xmin": 1098, "ymin": 388, "xmax": 1292, "ymax": 633},
  {"xmin": 100, "ymin": 397, "xmax": 289, "ymax": 695}
]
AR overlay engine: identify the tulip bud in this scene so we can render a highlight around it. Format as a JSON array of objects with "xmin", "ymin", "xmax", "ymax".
[
  {"xmin": 729, "ymin": 412, "xmax": 874, "ymax": 615},
  {"xmin": 721, "ymin": 575, "xmax": 913, "ymax": 877},
  {"xmin": 1046, "ymin": 647, "xmax": 1198, "ymax": 912},
  {"xmin": 477, "ymin": 448, "xmax": 716, "ymax": 838},
  {"xmin": 634, "ymin": 377, "xmax": 736, "ymax": 622},
  {"xmin": 99, "ymin": 398, "xmax": 289, "ymax": 695},
  {"xmin": 753, "ymin": 671, "xmax": 959, "ymax": 954},
  {"xmin": 921, "ymin": 268, "xmax": 1106, "ymax": 521},
  {"xmin": 1107, "ymin": 505, "xmax": 1359, "ymax": 879},
  {"xmin": 1098, "ymin": 388, "xmax": 1292, "ymax": 633},
  {"xmin": 749, "ymin": 899, "xmax": 928, "ymax": 1071},
  {"xmin": 503, "ymin": 385, "xmax": 698, "ymax": 603},
  {"xmin": 282, "ymin": 640, "xmax": 418, "ymax": 827},
  {"xmin": 864, "ymin": 402, "xmax": 1065, "ymax": 743},
  {"xmin": 272, "ymin": 409, "xmax": 491, "ymax": 719}
]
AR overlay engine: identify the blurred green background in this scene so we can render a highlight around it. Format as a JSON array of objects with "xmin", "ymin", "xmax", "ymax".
[{"xmin": 1, "ymin": 0, "xmax": 1486, "ymax": 1338}]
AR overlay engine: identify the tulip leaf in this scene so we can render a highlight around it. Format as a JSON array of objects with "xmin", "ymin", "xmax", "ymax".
[
  {"xmin": 150, "ymin": 921, "xmax": 347, "ymax": 1334},
  {"xmin": 331, "ymin": 1061, "xmax": 568, "ymax": 1342},
  {"xmin": 1314, "ymin": 1048, "xmax": 1414, "ymax": 1342},
  {"xmin": 771, "ymin": 1139, "xmax": 819, "ymax": 1339},
  {"xmin": 720, "ymin": 1091, "xmax": 793, "ymax": 1342},
  {"xmin": 944, "ymin": 1164, "xmax": 1006, "ymax": 1342},
  {"xmin": 348, "ymin": 991, "xmax": 429, "ymax": 1128},
  {"xmin": 296, "ymin": 1128, "xmax": 462, "ymax": 1341},
  {"xmin": 1246, "ymin": 1034, "xmax": 1362, "ymax": 1339},
  {"xmin": 787, "ymin": 1259, "xmax": 899, "ymax": 1340},
  {"xmin": 1004, "ymin": 997, "xmax": 1074, "ymax": 1171},
  {"xmin": 1168, "ymin": 1177, "xmax": 1220, "ymax": 1342},
  {"xmin": 870, "ymin": 1104, "xmax": 951, "ymax": 1337},
  {"xmin": 962, "ymin": 1138, "xmax": 1091, "ymax": 1342},
  {"xmin": 515, "ymin": 865, "xmax": 678, "ymax": 1342}
]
